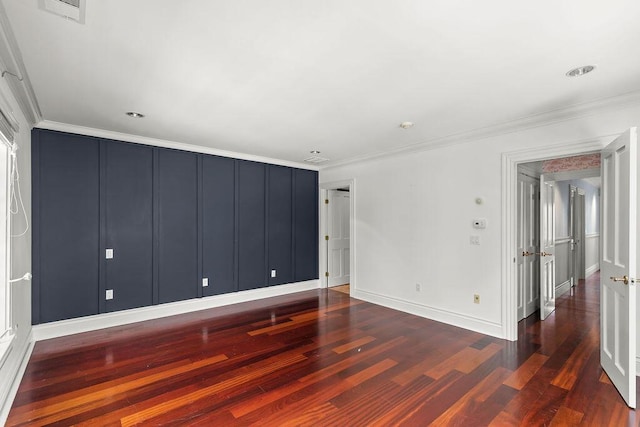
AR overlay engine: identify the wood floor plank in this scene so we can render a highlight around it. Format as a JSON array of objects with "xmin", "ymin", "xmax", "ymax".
[{"xmin": 8, "ymin": 270, "xmax": 637, "ymax": 426}]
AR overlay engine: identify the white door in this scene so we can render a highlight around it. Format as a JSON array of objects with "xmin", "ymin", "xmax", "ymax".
[
  {"xmin": 517, "ymin": 173, "xmax": 540, "ymax": 321},
  {"xmin": 600, "ymin": 128, "xmax": 637, "ymax": 408},
  {"xmin": 327, "ymin": 190, "xmax": 350, "ymax": 287},
  {"xmin": 539, "ymin": 174, "xmax": 556, "ymax": 320}
]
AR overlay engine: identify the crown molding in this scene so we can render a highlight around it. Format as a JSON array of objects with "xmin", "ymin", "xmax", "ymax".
[
  {"xmin": 322, "ymin": 90, "xmax": 640, "ymax": 171},
  {"xmin": 36, "ymin": 120, "xmax": 319, "ymax": 170},
  {"xmin": 0, "ymin": 2, "xmax": 41, "ymax": 125}
]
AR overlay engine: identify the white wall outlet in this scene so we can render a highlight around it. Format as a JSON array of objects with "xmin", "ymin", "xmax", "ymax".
[
  {"xmin": 415, "ymin": 283, "xmax": 421, "ymax": 291},
  {"xmin": 470, "ymin": 235, "xmax": 480, "ymax": 245},
  {"xmin": 202, "ymin": 278, "xmax": 209, "ymax": 287},
  {"xmin": 271, "ymin": 269, "xmax": 277, "ymax": 278},
  {"xmin": 474, "ymin": 294, "xmax": 480, "ymax": 304},
  {"xmin": 106, "ymin": 289, "xmax": 114, "ymax": 300},
  {"xmin": 105, "ymin": 248, "xmax": 114, "ymax": 259}
]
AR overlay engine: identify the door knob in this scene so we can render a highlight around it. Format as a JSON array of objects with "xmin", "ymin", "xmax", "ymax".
[
  {"xmin": 537, "ymin": 252, "xmax": 553, "ymax": 257},
  {"xmin": 522, "ymin": 251, "xmax": 533, "ymax": 256},
  {"xmin": 610, "ymin": 275, "xmax": 630, "ymax": 285}
]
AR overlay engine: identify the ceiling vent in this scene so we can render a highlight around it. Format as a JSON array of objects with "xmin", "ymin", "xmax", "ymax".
[
  {"xmin": 304, "ymin": 155, "xmax": 330, "ymax": 164},
  {"xmin": 39, "ymin": 0, "xmax": 86, "ymax": 24}
]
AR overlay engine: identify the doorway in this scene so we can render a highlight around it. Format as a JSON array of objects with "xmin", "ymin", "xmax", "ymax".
[
  {"xmin": 515, "ymin": 158, "xmax": 601, "ymax": 323},
  {"xmin": 320, "ymin": 179, "xmax": 355, "ymax": 294}
]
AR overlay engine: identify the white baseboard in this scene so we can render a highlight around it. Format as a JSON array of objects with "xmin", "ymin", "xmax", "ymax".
[
  {"xmin": 351, "ymin": 289, "xmax": 503, "ymax": 339},
  {"xmin": 0, "ymin": 331, "xmax": 34, "ymax": 426},
  {"xmin": 637, "ymin": 357, "xmax": 640, "ymax": 377},
  {"xmin": 585, "ymin": 263, "xmax": 600, "ymax": 277},
  {"xmin": 33, "ymin": 280, "xmax": 320, "ymax": 342},
  {"xmin": 556, "ymin": 280, "xmax": 572, "ymax": 298}
]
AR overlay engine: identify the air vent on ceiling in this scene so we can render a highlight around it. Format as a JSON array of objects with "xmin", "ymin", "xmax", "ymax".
[
  {"xmin": 304, "ymin": 155, "xmax": 330, "ymax": 164},
  {"xmin": 39, "ymin": 0, "xmax": 86, "ymax": 24}
]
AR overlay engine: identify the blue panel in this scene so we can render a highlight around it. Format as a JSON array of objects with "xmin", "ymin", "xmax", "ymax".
[
  {"xmin": 294, "ymin": 169, "xmax": 319, "ymax": 281},
  {"xmin": 102, "ymin": 141, "xmax": 153, "ymax": 312},
  {"xmin": 268, "ymin": 165, "xmax": 293, "ymax": 285},
  {"xmin": 202, "ymin": 155, "xmax": 236, "ymax": 296},
  {"xmin": 237, "ymin": 160, "xmax": 266, "ymax": 290},
  {"xmin": 33, "ymin": 130, "xmax": 100, "ymax": 323},
  {"xmin": 156, "ymin": 148, "xmax": 199, "ymax": 303}
]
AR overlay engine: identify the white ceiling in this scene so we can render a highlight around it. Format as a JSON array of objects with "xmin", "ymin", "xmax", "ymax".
[{"xmin": 3, "ymin": 0, "xmax": 640, "ymax": 167}]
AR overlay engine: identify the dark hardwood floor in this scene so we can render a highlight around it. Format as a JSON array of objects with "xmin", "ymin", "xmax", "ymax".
[{"xmin": 7, "ymin": 272, "xmax": 639, "ymax": 426}]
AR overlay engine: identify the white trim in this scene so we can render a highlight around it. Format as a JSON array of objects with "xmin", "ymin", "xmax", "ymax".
[
  {"xmin": 352, "ymin": 289, "xmax": 503, "ymax": 338},
  {"xmin": 555, "ymin": 237, "xmax": 572, "ymax": 245},
  {"xmin": 556, "ymin": 279, "xmax": 572, "ymax": 298},
  {"xmin": 586, "ymin": 232, "xmax": 600, "ymax": 238},
  {"xmin": 502, "ymin": 135, "xmax": 610, "ymax": 341},
  {"xmin": 36, "ymin": 121, "xmax": 319, "ymax": 171},
  {"xmin": 637, "ymin": 357, "xmax": 640, "ymax": 377},
  {"xmin": 0, "ymin": 331, "xmax": 33, "ymax": 426},
  {"xmin": 585, "ymin": 263, "xmax": 600, "ymax": 277},
  {"xmin": 33, "ymin": 280, "xmax": 319, "ymax": 341},
  {"xmin": 323, "ymin": 90, "xmax": 640, "ymax": 171},
  {"xmin": 319, "ymin": 179, "xmax": 356, "ymax": 292}
]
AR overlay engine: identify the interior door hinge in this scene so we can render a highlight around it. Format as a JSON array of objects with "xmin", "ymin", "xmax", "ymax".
[
  {"xmin": 325, "ymin": 272, "xmax": 329, "ymax": 277},
  {"xmin": 325, "ymin": 199, "xmax": 329, "ymax": 204},
  {"xmin": 325, "ymin": 235, "xmax": 329, "ymax": 240}
]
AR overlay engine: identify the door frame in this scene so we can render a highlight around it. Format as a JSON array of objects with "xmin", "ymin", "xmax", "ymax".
[
  {"xmin": 319, "ymin": 179, "xmax": 356, "ymax": 290},
  {"xmin": 501, "ymin": 135, "xmax": 610, "ymax": 340}
]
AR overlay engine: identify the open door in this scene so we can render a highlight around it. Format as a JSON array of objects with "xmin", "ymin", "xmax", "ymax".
[
  {"xmin": 539, "ymin": 174, "xmax": 556, "ymax": 319},
  {"xmin": 327, "ymin": 189, "xmax": 350, "ymax": 287},
  {"xmin": 600, "ymin": 128, "xmax": 637, "ymax": 408}
]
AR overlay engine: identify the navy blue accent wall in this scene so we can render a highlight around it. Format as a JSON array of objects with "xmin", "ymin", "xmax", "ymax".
[
  {"xmin": 202, "ymin": 155, "xmax": 236, "ymax": 296},
  {"xmin": 294, "ymin": 169, "xmax": 319, "ymax": 281},
  {"xmin": 268, "ymin": 165, "xmax": 293, "ymax": 286},
  {"xmin": 31, "ymin": 129, "xmax": 319, "ymax": 324},
  {"xmin": 156, "ymin": 148, "xmax": 200, "ymax": 304},
  {"xmin": 32, "ymin": 130, "xmax": 100, "ymax": 323},
  {"xmin": 101, "ymin": 141, "xmax": 154, "ymax": 312},
  {"xmin": 237, "ymin": 160, "xmax": 266, "ymax": 291}
]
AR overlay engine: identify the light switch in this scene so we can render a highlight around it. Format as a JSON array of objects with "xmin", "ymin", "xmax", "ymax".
[
  {"xmin": 106, "ymin": 289, "xmax": 114, "ymax": 300},
  {"xmin": 271, "ymin": 269, "xmax": 277, "ymax": 278},
  {"xmin": 472, "ymin": 219, "xmax": 487, "ymax": 229},
  {"xmin": 105, "ymin": 248, "xmax": 114, "ymax": 259},
  {"xmin": 202, "ymin": 278, "xmax": 209, "ymax": 287}
]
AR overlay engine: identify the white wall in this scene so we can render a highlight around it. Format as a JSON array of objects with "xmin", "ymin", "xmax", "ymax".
[
  {"xmin": 320, "ymin": 99, "xmax": 640, "ymax": 342},
  {"xmin": 0, "ymin": 80, "xmax": 32, "ymax": 421}
]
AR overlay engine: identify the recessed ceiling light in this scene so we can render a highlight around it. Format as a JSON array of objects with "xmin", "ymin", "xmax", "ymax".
[
  {"xmin": 126, "ymin": 111, "xmax": 145, "ymax": 118},
  {"xmin": 566, "ymin": 65, "xmax": 595, "ymax": 77},
  {"xmin": 400, "ymin": 122, "xmax": 414, "ymax": 129},
  {"xmin": 310, "ymin": 150, "xmax": 321, "ymax": 154}
]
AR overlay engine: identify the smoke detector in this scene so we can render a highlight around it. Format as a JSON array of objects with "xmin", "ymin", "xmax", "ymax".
[
  {"xmin": 304, "ymin": 155, "xmax": 329, "ymax": 164},
  {"xmin": 39, "ymin": 0, "xmax": 86, "ymax": 24}
]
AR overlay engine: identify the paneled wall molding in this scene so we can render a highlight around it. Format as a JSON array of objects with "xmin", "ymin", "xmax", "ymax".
[
  {"xmin": 36, "ymin": 121, "xmax": 317, "ymax": 171},
  {"xmin": 586, "ymin": 232, "xmax": 600, "ymax": 237},
  {"xmin": 555, "ymin": 237, "xmax": 572, "ymax": 244},
  {"xmin": 32, "ymin": 129, "xmax": 319, "ymax": 325},
  {"xmin": 32, "ymin": 280, "xmax": 319, "ymax": 342}
]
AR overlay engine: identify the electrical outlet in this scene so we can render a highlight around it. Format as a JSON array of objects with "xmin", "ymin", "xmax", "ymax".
[
  {"xmin": 474, "ymin": 294, "xmax": 480, "ymax": 304},
  {"xmin": 106, "ymin": 289, "xmax": 114, "ymax": 300},
  {"xmin": 202, "ymin": 277, "xmax": 209, "ymax": 287},
  {"xmin": 271, "ymin": 269, "xmax": 277, "ymax": 278},
  {"xmin": 416, "ymin": 283, "xmax": 421, "ymax": 292}
]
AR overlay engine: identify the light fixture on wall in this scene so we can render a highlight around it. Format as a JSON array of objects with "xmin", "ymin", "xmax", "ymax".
[
  {"xmin": 126, "ymin": 111, "xmax": 145, "ymax": 118},
  {"xmin": 566, "ymin": 65, "xmax": 595, "ymax": 77}
]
